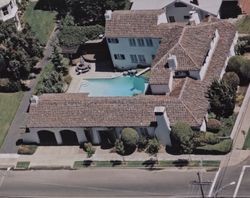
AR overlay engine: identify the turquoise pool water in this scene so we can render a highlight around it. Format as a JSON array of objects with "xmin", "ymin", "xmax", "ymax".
[{"xmin": 79, "ymin": 76, "xmax": 148, "ymax": 96}]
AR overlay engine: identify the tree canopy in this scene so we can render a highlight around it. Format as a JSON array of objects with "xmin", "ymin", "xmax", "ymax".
[{"xmin": 207, "ymin": 80, "xmax": 236, "ymax": 119}]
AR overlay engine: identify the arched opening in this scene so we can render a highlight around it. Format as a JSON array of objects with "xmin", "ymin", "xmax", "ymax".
[
  {"xmin": 60, "ymin": 130, "xmax": 79, "ymax": 145},
  {"xmin": 38, "ymin": 130, "xmax": 57, "ymax": 145},
  {"xmin": 99, "ymin": 129, "xmax": 116, "ymax": 149}
]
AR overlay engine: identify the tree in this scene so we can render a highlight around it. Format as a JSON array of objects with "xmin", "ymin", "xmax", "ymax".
[
  {"xmin": 121, "ymin": 128, "xmax": 139, "ymax": 149},
  {"xmin": 170, "ymin": 122, "xmax": 195, "ymax": 154},
  {"xmin": 146, "ymin": 138, "xmax": 160, "ymax": 156},
  {"xmin": 222, "ymin": 72, "xmax": 240, "ymax": 91},
  {"xmin": 51, "ymin": 46, "xmax": 68, "ymax": 75},
  {"xmin": 115, "ymin": 139, "xmax": 125, "ymax": 155},
  {"xmin": 84, "ymin": 142, "xmax": 95, "ymax": 158},
  {"xmin": 207, "ymin": 80, "xmax": 236, "ymax": 118}
]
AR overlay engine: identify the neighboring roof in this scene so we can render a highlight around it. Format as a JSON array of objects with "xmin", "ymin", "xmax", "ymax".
[
  {"xmin": 239, "ymin": 0, "xmax": 250, "ymax": 14},
  {"xmin": 27, "ymin": 94, "xmax": 199, "ymax": 128},
  {"xmin": 131, "ymin": 0, "xmax": 222, "ymax": 15},
  {"xmin": 105, "ymin": 10, "xmax": 165, "ymax": 38},
  {"xmin": 0, "ymin": 0, "xmax": 10, "ymax": 8},
  {"xmin": 131, "ymin": 0, "xmax": 173, "ymax": 10}
]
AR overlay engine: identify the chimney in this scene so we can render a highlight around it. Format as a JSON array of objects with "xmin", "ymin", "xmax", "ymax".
[
  {"xmin": 154, "ymin": 106, "xmax": 172, "ymax": 146},
  {"xmin": 189, "ymin": 11, "xmax": 200, "ymax": 25},
  {"xmin": 105, "ymin": 10, "xmax": 112, "ymax": 20},
  {"xmin": 167, "ymin": 55, "xmax": 178, "ymax": 70},
  {"xmin": 30, "ymin": 95, "xmax": 39, "ymax": 105},
  {"xmin": 157, "ymin": 12, "xmax": 168, "ymax": 25}
]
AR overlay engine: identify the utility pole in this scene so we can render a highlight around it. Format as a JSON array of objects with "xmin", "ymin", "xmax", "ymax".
[{"xmin": 197, "ymin": 172, "xmax": 205, "ymax": 198}]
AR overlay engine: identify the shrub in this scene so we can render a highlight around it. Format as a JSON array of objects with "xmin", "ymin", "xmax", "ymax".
[
  {"xmin": 84, "ymin": 143, "xmax": 95, "ymax": 158},
  {"xmin": 222, "ymin": 72, "xmax": 240, "ymax": 90},
  {"xmin": 235, "ymin": 40, "xmax": 248, "ymax": 55},
  {"xmin": 115, "ymin": 139, "xmax": 125, "ymax": 155},
  {"xmin": 170, "ymin": 122, "xmax": 195, "ymax": 154},
  {"xmin": 17, "ymin": 145, "xmax": 37, "ymax": 155},
  {"xmin": 137, "ymin": 136, "xmax": 148, "ymax": 152},
  {"xmin": 121, "ymin": 128, "xmax": 139, "ymax": 148},
  {"xmin": 146, "ymin": 138, "xmax": 160, "ymax": 155},
  {"xmin": 203, "ymin": 132, "xmax": 220, "ymax": 145},
  {"xmin": 226, "ymin": 56, "xmax": 250, "ymax": 85},
  {"xmin": 64, "ymin": 74, "xmax": 72, "ymax": 85},
  {"xmin": 218, "ymin": 114, "xmax": 237, "ymax": 137},
  {"xmin": 207, "ymin": 119, "xmax": 222, "ymax": 133},
  {"xmin": 236, "ymin": 94, "xmax": 244, "ymax": 106},
  {"xmin": 195, "ymin": 139, "xmax": 232, "ymax": 155}
]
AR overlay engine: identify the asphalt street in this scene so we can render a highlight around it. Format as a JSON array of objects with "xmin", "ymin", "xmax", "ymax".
[{"xmin": 0, "ymin": 169, "xmax": 215, "ymax": 197}]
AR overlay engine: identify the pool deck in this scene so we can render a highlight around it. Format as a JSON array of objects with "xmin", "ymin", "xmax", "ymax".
[{"xmin": 67, "ymin": 63, "xmax": 122, "ymax": 93}]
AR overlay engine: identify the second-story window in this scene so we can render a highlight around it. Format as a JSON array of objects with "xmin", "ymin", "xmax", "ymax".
[
  {"xmin": 138, "ymin": 55, "xmax": 146, "ymax": 63},
  {"xmin": 137, "ymin": 38, "xmax": 145, "ymax": 47},
  {"xmin": 114, "ymin": 54, "xmax": 125, "ymax": 60},
  {"xmin": 145, "ymin": 38, "xmax": 153, "ymax": 47},
  {"xmin": 130, "ymin": 55, "xmax": 138, "ymax": 63},
  {"xmin": 107, "ymin": 38, "xmax": 119, "ymax": 44},
  {"xmin": 2, "ymin": 7, "xmax": 9, "ymax": 16},
  {"xmin": 129, "ymin": 38, "xmax": 136, "ymax": 46}
]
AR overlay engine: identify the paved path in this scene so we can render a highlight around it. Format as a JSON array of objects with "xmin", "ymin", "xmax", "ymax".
[{"xmin": 0, "ymin": 25, "xmax": 59, "ymax": 154}]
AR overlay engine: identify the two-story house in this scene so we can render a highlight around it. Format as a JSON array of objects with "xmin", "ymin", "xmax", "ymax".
[{"xmin": 0, "ymin": 0, "xmax": 21, "ymax": 30}]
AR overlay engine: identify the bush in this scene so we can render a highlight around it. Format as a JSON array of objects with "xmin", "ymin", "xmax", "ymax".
[
  {"xmin": 64, "ymin": 74, "xmax": 72, "ymax": 85},
  {"xmin": 121, "ymin": 128, "xmax": 139, "ymax": 148},
  {"xmin": 0, "ymin": 78, "xmax": 22, "ymax": 92},
  {"xmin": 207, "ymin": 119, "xmax": 222, "ymax": 133},
  {"xmin": 195, "ymin": 139, "xmax": 232, "ymax": 155},
  {"xmin": 84, "ymin": 143, "xmax": 95, "ymax": 158},
  {"xmin": 226, "ymin": 56, "xmax": 250, "ymax": 85},
  {"xmin": 218, "ymin": 114, "xmax": 237, "ymax": 137},
  {"xmin": 17, "ymin": 145, "xmax": 37, "ymax": 155},
  {"xmin": 115, "ymin": 139, "xmax": 125, "ymax": 155},
  {"xmin": 203, "ymin": 132, "xmax": 220, "ymax": 145},
  {"xmin": 170, "ymin": 122, "xmax": 195, "ymax": 154},
  {"xmin": 146, "ymin": 138, "xmax": 160, "ymax": 155},
  {"xmin": 137, "ymin": 136, "xmax": 148, "ymax": 152},
  {"xmin": 59, "ymin": 25, "xmax": 104, "ymax": 47},
  {"xmin": 222, "ymin": 72, "xmax": 240, "ymax": 90}
]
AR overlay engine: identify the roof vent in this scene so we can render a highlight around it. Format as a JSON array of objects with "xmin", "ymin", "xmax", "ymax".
[
  {"xmin": 105, "ymin": 10, "xmax": 112, "ymax": 20},
  {"xmin": 30, "ymin": 95, "xmax": 39, "ymax": 105},
  {"xmin": 167, "ymin": 55, "xmax": 178, "ymax": 70}
]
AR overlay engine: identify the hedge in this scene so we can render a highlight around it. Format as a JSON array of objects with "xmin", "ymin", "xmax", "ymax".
[{"xmin": 195, "ymin": 139, "xmax": 233, "ymax": 155}]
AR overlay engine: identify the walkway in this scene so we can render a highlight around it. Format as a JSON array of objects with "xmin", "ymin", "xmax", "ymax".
[{"xmin": 0, "ymin": 25, "xmax": 59, "ymax": 153}]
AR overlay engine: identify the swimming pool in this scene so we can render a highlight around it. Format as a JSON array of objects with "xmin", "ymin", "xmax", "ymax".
[{"xmin": 79, "ymin": 76, "xmax": 148, "ymax": 97}]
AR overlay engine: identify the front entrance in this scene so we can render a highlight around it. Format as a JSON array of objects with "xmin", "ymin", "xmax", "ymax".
[
  {"xmin": 60, "ymin": 130, "xmax": 79, "ymax": 145},
  {"xmin": 38, "ymin": 130, "xmax": 57, "ymax": 145}
]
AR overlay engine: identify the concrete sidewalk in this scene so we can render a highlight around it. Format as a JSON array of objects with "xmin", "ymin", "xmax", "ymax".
[{"xmin": 16, "ymin": 146, "xmax": 223, "ymax": 169}]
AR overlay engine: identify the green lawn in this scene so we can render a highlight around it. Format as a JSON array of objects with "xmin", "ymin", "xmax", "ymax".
[
  {"xmin": 236, "ymin": 16, "xmax": 250, "ymax": 34},
  {"xmin": 23, "ymin": 2, "xmax": 57, "ymax": 45},
  {"xmin": 0, "ymin": 92, "xmax": 23, "ymax": 147},
  {"xmin": 243, "ymin": 128, "xmax": 250, "ymax": 149}
]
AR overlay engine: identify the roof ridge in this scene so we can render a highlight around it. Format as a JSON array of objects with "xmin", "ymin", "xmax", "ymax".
[
  {"xmin": 152, "ymin": 26, "xmax": 186, "ymax": 69},
  {"xmin": 178, "ymin": 77, "xmax": 189, "ymax": 99}
]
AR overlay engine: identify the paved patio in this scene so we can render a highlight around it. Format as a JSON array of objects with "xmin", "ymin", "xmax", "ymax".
[{"xmin": 67, "ymin": 63, "xmax": 122, "ymax": 93}]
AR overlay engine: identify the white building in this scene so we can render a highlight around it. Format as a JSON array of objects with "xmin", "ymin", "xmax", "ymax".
[
  {"xmin": 23, "ymin": 12, "xmax": 237, "ymax": 147},
  {"xmin": 0, "ymin": 0, "xmax": 21, "ymax": 30}
]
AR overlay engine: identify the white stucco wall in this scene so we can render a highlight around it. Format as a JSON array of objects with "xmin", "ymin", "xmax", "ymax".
[
  {"xmin": 107, "ymin": 37, "xmax": 160, "ymax": 70},
  {"xmin": 154, "ymin": 108, "xmax": 172, "ymax": 146},
  {"xmin": 165, "ymin": 2, "xmax": 209, "ymax": 22},
  {"xmin": 151, "ymin": 84, "xmax": 169, "ymax": 95},
  {"xmin": 0, "ymin": 0, "xmax": 18, "ymax": 22}
]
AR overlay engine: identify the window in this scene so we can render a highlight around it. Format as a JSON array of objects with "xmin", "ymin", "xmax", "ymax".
[
  {"xmin": 138, "ymin": 55, "xmax": 146, "ymax": 63},
  {"xmin": 174, "ymin": 2, "xmax": 187, "ymax": 7},
  {"xmin": 130, "ymin": 55, "xmax": 138, "ymax": 63},
  {"xmin": 114, "ymin": 54, "xmax": 125, "ymax": 60},
  {"xmin": 184, "ymin": 15, "xmax": 190, "ymax": 20},
  {"xmin": 10, "ymin": 1, "xmax": 13, "ymax": 8},
  {"xmin": 107, "ymin": 38, "xmax": 119, "ymax": 44},
  {"xmin": 145, "ymin": 38, "xmax": 153, "ymax": 47},
  {"xmin": 2, "ymin": 7, "xmax": 8, "ymax": 16},
  {"xmin": 137, "ymin": 38, "xmax": 145, "ymax": 47},
  {"xmin": 152, "ymin": 55, "xmax": 156, "ymax": 60},
  {"xmin": 168, "ymin": 16, "xmax": 175, "ymax": 23},
  {"xmin": 129, "ymin": 38, "xmax": 136, "ymax": 46}
]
